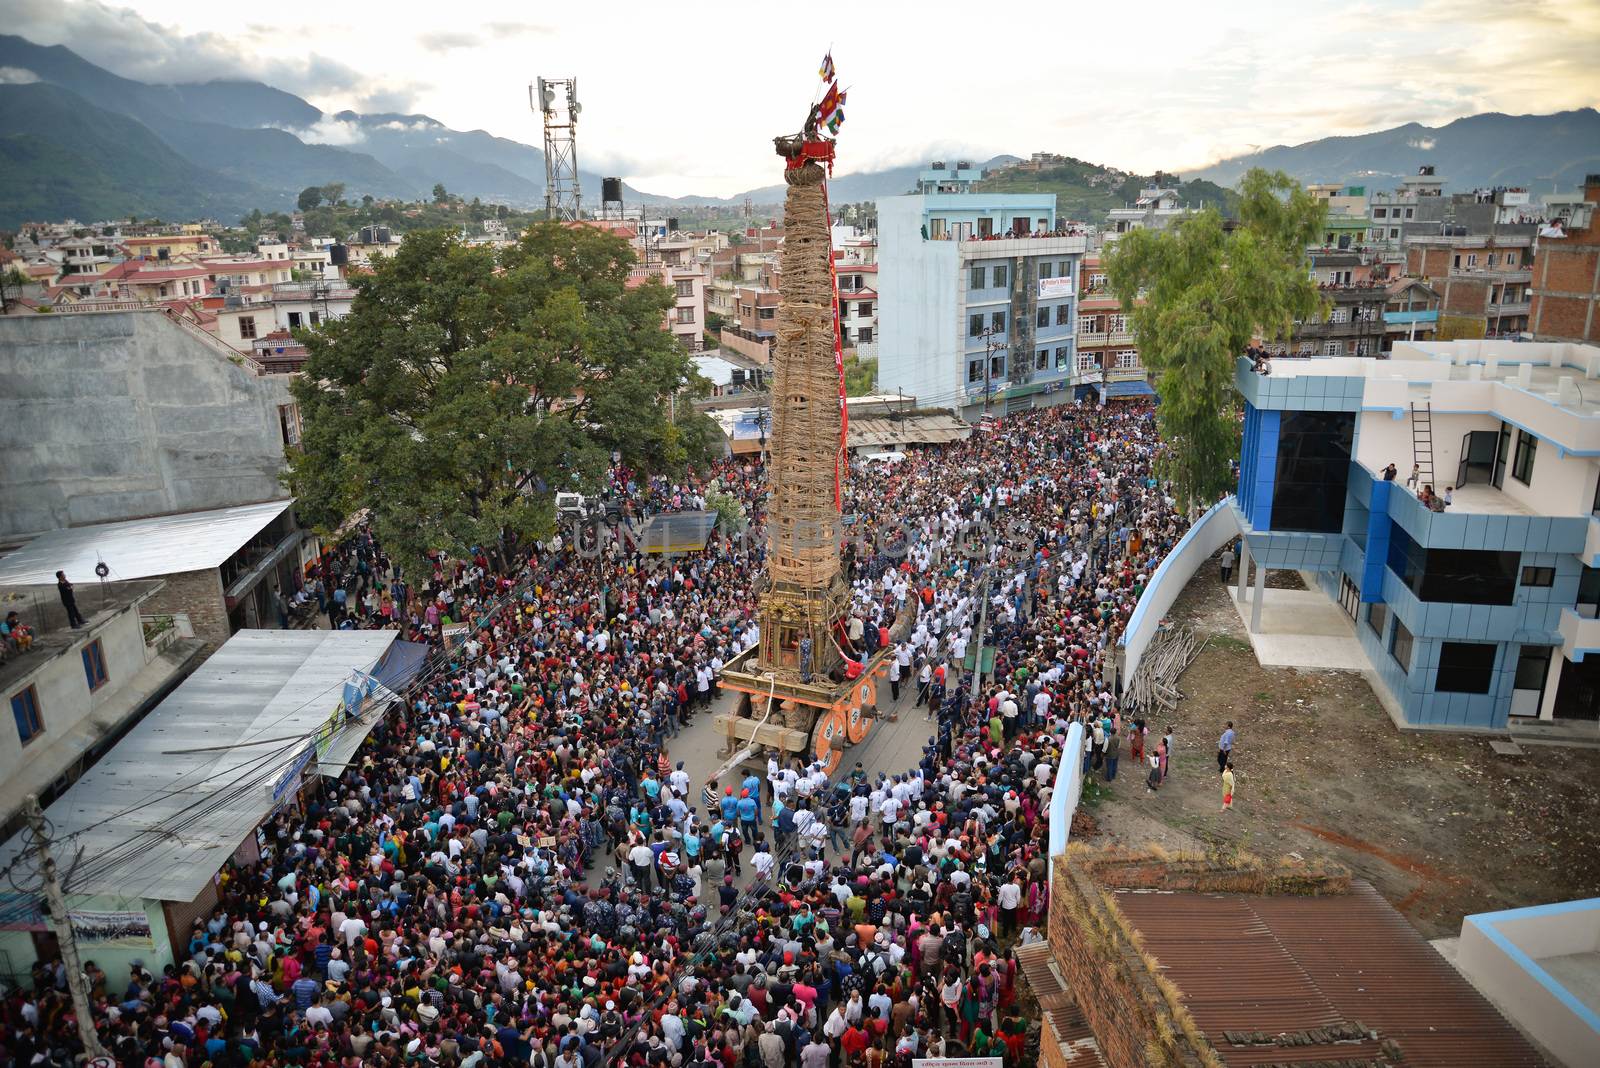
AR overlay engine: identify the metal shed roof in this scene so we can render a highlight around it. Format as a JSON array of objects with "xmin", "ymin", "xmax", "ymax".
[
  {"xmin": 1116, "ymin": 882, "xmax": 1549, "ymax": 1067},
  {"xmin": 0, "ymin": 628, "xmax": 396, "ymax": 903},
  {"xmin": 0, "ymin": 500, "xmax": 294, "ymax": 586}
]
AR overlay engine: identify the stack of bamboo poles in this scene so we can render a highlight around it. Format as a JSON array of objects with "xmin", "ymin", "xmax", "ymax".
[
  {"xmin": 765, "ymin": 161, "xmax": 842, "ymax": 588},
  {"xmin": 1125, "ymin": 626, "xmax": 1205, "ymax": 715}
]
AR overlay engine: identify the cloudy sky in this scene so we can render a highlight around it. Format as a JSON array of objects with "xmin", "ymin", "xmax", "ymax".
[{"xmin": 7, "ymin": 0, "xmax": 1600, "ymax": 197}]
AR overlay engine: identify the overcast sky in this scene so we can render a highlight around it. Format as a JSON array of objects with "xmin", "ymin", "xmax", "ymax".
[{"xmin": 8, "ymin": 0, "xmax": 1600, "ymax": 197}]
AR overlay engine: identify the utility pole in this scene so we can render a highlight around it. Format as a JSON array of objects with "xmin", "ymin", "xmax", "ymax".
[{"xmin": 24, "ymin": 795, "xmax": 107, "ymax": 1060}]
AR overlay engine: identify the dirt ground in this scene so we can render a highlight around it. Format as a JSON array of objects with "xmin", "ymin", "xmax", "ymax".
[{"xmin": 1092, "ymin": 553, "xmax": 1600, "ymax": 940}]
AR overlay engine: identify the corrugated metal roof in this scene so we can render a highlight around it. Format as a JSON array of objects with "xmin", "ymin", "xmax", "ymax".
[
  {"xmin": 848, "ymin": 414, "xmax": 972, "ymax": 449},
  {"xmin": 0, "ymin": 629, "xmax": 397, "ymax": 903},
  {"xmin": 1116, "ymin": 882, "xmax": 1549, "ymax": 1067},
  {"xmin": 0, "ymin": 500, "xmax": 294, "ymax": 585},
  {"xmin": 1017, "ymin": 939, "xmax": 1107, "ymax": 1068}
]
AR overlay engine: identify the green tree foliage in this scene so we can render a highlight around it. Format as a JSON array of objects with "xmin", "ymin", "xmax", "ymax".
[
  {"xmin": 297, "ymin": 185, "xmax": 323, "ymax": 212},
  {"xmin": 1106, "ymin": 168, "xmax": 1325, "ymax": 507},
  {"xmin": 285, "ymin": 224, "xmax": 707, "ymax": 577},
  {"xmin": 320, "ymin": 182, "xmax": 346, "ymax": 207},
  {"xmin": 432, "ymin": 182, "xmax": 448, "ymax": 203},
  {"xmin": 843, "ymin": 353, "xmax": 877, "ymax": 396}
]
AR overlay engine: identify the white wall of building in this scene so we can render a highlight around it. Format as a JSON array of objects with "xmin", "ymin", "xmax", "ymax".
[
  {"xmin": 0, "ymin": 598, "xmax": 156, "ymax": 793},
  {"xmin": 876, "ymin": 197, "xmax": 962, "ymax": 407}
]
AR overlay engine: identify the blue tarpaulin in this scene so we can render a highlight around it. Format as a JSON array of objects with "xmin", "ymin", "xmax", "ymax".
[{"xmin": 371, "ymin": 640, "xmax": 431, "ymax": 694}]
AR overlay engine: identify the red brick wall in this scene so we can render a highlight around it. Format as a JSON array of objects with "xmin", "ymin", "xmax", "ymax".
[{"xmin": 1441, "ymin": 276, "xmax": 1490, "ymax": 318}]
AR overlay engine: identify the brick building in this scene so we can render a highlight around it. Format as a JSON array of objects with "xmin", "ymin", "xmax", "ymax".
[
  {"xmin": 1530, "ymin": 175, "xmax": 1600, "ymax": 343},
  {"xmin": 1026, "ymin": 847, "xmax": 1548, "ymax": 1068},
  {"xmin": 1405, "ymin": 232, "xmax": 1535, "ymax": 338}
]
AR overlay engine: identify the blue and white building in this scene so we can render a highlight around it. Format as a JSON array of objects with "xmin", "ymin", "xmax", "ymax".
[
  {"xmin": 1233, "ymin": 340, "xmax": 1600, "ymax": 735},
  {"xmin": 876, "ymin": 165, "xmax": 1088, "ymax": 419}
]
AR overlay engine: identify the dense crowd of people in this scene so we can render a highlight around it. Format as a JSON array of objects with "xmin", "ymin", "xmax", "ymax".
[{"xmin": 2, "ymin": 399, "xmax": 1191, "ymax": 1068}]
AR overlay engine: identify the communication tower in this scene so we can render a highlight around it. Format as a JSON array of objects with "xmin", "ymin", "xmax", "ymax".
[{"xmin": 531, "ymin": 77, "xmax": 581, "ymax": 221}]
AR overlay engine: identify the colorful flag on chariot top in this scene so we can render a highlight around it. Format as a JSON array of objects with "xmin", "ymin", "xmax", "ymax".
[
  {"xmin": 818, "ymin": 83, "xmax": 846, "ymax": 124},
  {"xmin": 819, "ymin": 52, "xmax": 835, "ymax": 82},
  {"xmin": 826, "ymin": 108, "xmax": 846, "ymax": 135}
]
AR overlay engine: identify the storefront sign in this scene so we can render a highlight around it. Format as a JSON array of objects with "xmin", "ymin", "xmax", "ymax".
[{"xmin": 1037, "ymin": 275, "xmax": 1074, "ymax": 299}]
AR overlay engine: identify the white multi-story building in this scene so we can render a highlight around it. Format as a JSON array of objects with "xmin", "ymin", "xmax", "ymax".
[{"xmin": 877, "ymin": 179, "xmax": 1085, "ymax": 419}]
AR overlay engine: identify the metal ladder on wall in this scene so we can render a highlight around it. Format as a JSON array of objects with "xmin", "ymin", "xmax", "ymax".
[{"xmin": 1410, "ymin": 402, "xmax": 1435, "ymax": 490}]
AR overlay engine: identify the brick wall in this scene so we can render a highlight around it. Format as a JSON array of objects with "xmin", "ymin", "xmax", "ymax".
[
  {"xmin": 1047, "ymin": 855, "xmax": 1208, "ymax": 1068},
  {"xmin": 1530, "ymin": 179, "xmax": 1600, "ymax": 342},
  {"xmin": 1531, "ymin": 246, "xmax": 1599, "ymax": 342},
  {"xmin": 1043, "ymin": 849, "xmax": 1352, "ymax": 1068},
  {"xmin": 1440, "ymin": 276, "xmax": 1489, "ymax": 318},
  {"xmin": 141, "ymin": 567, "xmax": 230, "ymax": 654}
]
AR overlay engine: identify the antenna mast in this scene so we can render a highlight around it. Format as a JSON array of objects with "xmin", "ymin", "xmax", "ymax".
[{"xmin": 531, "ymin": 77, "xmax": 582, "ymax": 221}]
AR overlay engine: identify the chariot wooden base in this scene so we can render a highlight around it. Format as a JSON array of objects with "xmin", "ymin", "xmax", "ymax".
[{"xmin": 715, "ymin": 643, "xmax": 895, "ymax": 777}]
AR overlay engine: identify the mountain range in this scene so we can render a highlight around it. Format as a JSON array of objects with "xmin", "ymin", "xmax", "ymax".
[
  {"xmin": 0, "ymin": 32, "xmax": 1596, "ymax": 230},
  {"xmin": 1186, "ymin": 109, "xmax": 1600, "ymax": 191}
]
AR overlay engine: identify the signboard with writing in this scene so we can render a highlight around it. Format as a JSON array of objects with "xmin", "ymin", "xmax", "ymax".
[
  {"xmin": 69, "ymin": 908, "xmax": 154, "ymax": 948},
  {"xmin": 914, "ymin": 1060, "xmax": 1003, "ymax": 1068},
  {"xmin": 1037, "ymin": 275, "xmax": 1074, "ymax": 299}
]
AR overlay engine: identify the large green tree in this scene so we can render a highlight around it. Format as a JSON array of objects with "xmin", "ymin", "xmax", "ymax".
[
  {"xmin": 1106, "ymin": 168, "xmax": 1326, "ymax": 508},
  {"xmin": 285, "ymin": 223, "xmax": 711, "ymax": 577}
]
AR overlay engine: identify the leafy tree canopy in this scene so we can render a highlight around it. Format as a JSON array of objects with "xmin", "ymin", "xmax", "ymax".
[
  {"xmin": 1106, "ymin": 168, "xmax": 1326, "ymax": 508},
  {"xmin": 286, "ymin": 223, "xmax": 713, "ymax": 577}
]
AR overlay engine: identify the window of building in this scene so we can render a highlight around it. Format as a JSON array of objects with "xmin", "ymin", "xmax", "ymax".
[
  {"xmin": 287, "ymin": 311, "xmax": 302, "ymax": 329},
  {"xmin": 1368, "ymin": 601, "xmax": 1388, "ymax": 640},
  {"xmin": 676, "ymin": 280, "xmax": 694, "ymax": 297},
  {"xmin": 1325, "ymin": 340, "xmax": 1343, "ymax": 356},
  {"xmin": 1037, "ymin": 307, "xmax": 1050, "ymax": 328},
  {"xmin": 1512, "ymin": 429, "xmax": 1537, "ymax": 485},
  {"xmin": 929, "ymin": 218, "xmax": 947, "ymax": 239},
  {"xmin": 857, "ymin": 327, "xmax": 872, "ymax": 343},
  {"xmin": 977, "ymin": 218, "xmax": 994, "ymax": 238},
  {"xmin": 1039, "ymin": 261, "xmax": 1053, "ymax": 279},
  {"xmin": 279, "ymin": 403, "xmax": 300, "ymax": 448},
  {"xmin": 1076, "ymin": 352, "xmax": 1098, "ymax": 373},
  {"xmin": 1080, "ymin": 316, "xmax": 1101, "ymax": 336},
  {"xmin": 1329, "ymin": 307, "xmax": 1349, "ymax": 323},
  {"xmin": 840, "ymin": 326, "xmax": 852, "ymax": 345},
  {"xmin": 1273, "ymin": 410, "xmax": 1355, "ymax": 533},
  {"xmin": 1056, "ymin": 304, "xmax": 1071, "ymax": 326},
  {"xmin": 990, "ymin": 311, "xmax": 1006, "ymax": 332},
  {"xmin": 82, "ymin": 639, "xmax": 108, "ymax": 691},
  {"xmin": 237, "ymin": 315, "xmax": 257, "ymax": 340},
  {"xmin": 1389, "ymin": 228, "xmax": 1399, "ymax": 239},
  {"xmin": 1437, "ymin": 641, "xmax": 1495, "ymax": 694},
  {"xmin": 1056, "ymin": 346, "xmax": 1072, "ymax": 369},
  {"xmin": 1466, "ymin": 253, "xmax": 1478, "ymax": 267},
  {"xmin": 1036, "ymin": 349, "xmax": 1049, "ymax": 371},
  {"xmin": 1521, "ymin": 565, "xmax": 1554, "ymax": 587},
  {"xmin": 968, "ymin": 360, "xmax": 984, "ymax": 384},
  {"xmin": 309, "ymin": 311, "xmax": 321, "ymax": 326},
  {"xmin": 1390, "ymin": 620, "xmax": 1413, "ymax": 673},
  {"xmin": 992, "ymin": 265, "xmax": 1008, "ymax": 288},
  {"xmin": 676, "ymin": 307, "xmax": 695, "ymax": 324},
  {"xmin": 858, "ymin": 302, "xmax": 872, "ymax": 318},
  {"xmin": 1486, "ymin": 253, "xmax": 1497, "ymax": 268},
  {"xmin": 1374, "ymin": 207, "xmax": 1387, "ymax": 219},
  {"xmin": 1405, "ymin": 208, "xmax": 1414, "ymax": 219},
  {"xmin": 970, "ymin": 266, "xmax": 984, "ymax": 290},
  {"xmin": 11, "ymin": 686, "xmax": 41, "ymax": 744},
  {"xmin": 1115, "ymin": 350, "xmax": 1139, "ymax": 369},
  {"xmin": 969, "ymin": 313, "xmax": 984, "ymax": 337},
  {"xmin": 1387, "ymin": 524, "xmax": 1520, "ymax": 605},
  {"xmin": 989, "ymin": 354, "xmax": 1006, "ymax": 378},
  {"xmin": 1089, "ymin": 272, "xmax": 1105, "ymax": 291},
  {"xmin": 757, "ymin": 307, "xmax": 776, "ymax": 320}
]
